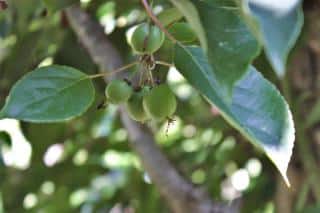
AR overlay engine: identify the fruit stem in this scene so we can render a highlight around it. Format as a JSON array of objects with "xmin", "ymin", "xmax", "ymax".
[
  {"xmin": 156, "ymin": 61, "xmax": 173, "ymax": 68},
  {"xmin": 141, "ymin": 0, "xmax": 177, "ymax": 43},
  {"xmin": 139, "ymin": 66, "xmax": 146, "ymax": 86},
  {"xmin": 89, "ymin": 61, "xmax": 139, "ymax": 79},
  {"xmin": 146, "ymin": 67, "xmax": 155, "ymax": 86}
]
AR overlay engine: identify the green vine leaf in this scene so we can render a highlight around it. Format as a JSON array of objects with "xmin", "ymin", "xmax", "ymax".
[
  {"xmin": 192, "ymin": 0, "xmax": 260, "ymax": 97},
  {"xmin": 174, "ymin": 44, "xmax": 295, "ymax": 185},
  {"xmin": 0, "ymin": 65, "xmax": 95, "ymax": 123},
  {"xmin": 242, "ymin": 1, "xmax": 304, "ymax": 77}
]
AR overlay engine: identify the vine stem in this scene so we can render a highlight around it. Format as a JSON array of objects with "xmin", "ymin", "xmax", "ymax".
[
  {"xmin": 89, "ymin": 61, "xmax": 139, "ymax": 79},
  {"xmin": 141, "ymin": 0, "xmax": 177, "ymax": 43}
]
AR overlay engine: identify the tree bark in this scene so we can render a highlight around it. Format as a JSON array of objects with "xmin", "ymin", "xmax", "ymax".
[{"xmin": 66, "ymin": 5, "xmax": 240, "ymax": 213}]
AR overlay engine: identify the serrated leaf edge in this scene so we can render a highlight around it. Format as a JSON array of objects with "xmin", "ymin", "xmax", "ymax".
[{"xmin": 174, "ymin": 44, "xmax": 295, "ymax": 185}]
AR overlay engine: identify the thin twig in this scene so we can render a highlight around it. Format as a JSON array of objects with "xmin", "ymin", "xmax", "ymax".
[
  {"xmin": 141, "ymin": 0, "xmax": 177, "ymax": 43},
  {"xmin": 89, "ymin": 61, "xmax": 139, "ymax": 79}
]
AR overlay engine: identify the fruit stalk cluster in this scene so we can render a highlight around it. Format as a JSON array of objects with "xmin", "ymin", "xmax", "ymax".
[{"xmin": 105, "ymin": 23, "xmax": 177, "ymax": 123}]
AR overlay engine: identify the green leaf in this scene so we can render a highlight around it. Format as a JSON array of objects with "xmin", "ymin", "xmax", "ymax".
[
  {"xmin": 168, "ymin": 22, "xmax": 197, "ymax": 43},
  {"xmin": 174, "ymin": 44, "xmax": 294, "ymax": 185},
  {"xmin": 192, "ymin": 0, "xmax": 260, "ymax": 96},
  {"xmin": 0, "ymin": 131, "xmax": 11, "ymax": 147},
  {"xmin": 157, "ymin": 8, "xmax": 183, "ymax": 27},
  {"xmin": 169, "ymin": 0, "xmax": 207, "ymax": 51},
  {"xmin": 43, "ymin": 0, "xmax": 78, "ymax": 13},
  {"xmin": 0, "ymin": 65, "xmax": 95, "ymax": 123},
  {"xmin": 243, "ymin": 2, "xmax": 303, "ymax": 77}
]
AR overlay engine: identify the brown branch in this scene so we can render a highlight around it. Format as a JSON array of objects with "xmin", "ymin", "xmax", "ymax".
[
  {"xmin": 65, "ymin": 5, "xmax": 239, "ymax": 213},
  {"xmin": 141, "ymin": 0, "xmax": 177, "ymax": 43}
]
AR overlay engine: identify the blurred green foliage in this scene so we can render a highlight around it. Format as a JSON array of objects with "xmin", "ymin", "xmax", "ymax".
[{"xmin": 0, "ymin": 0, "xmax": 318, "ymax": 213}]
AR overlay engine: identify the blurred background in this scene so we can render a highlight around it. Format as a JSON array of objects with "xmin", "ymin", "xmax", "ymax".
[{"xmin": 0, "ymin": 0, "xmax": 320, "ymax": 212}]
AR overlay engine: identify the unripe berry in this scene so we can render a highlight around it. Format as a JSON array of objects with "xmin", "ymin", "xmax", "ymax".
[
  {"xmin": 143, "ymin": 85, "xmax": 177, "ymax": 121},
  {"xmin": 105, "ymin": 80, "xmax": 132, "ymax": 104},
  {"xmin": 131, "ymin": 23, "xmax": 165, "ymax": 54},
  {"xmin": 126, "ymin": 89, "xmax": 149, "ymax": 122}
]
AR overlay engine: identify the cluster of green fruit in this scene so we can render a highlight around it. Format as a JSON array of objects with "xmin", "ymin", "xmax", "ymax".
[
  {"xmin": 105, "ymin": 80, "xmax": 176, "ymax": 122},
  {"xmin": 104, "ymin": 23, "xmax": 177, "ymax": 122}
]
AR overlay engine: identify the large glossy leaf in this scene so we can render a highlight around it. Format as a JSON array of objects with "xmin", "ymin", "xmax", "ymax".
[
  {"xmin": 169, "ymin": 0, "xmax": 207, "ymax": 50},
  {"xmin": 0, "ymin": 65, "xmax": 95, "ymax": 123},
  {"xmin": 246, "ymin": 0, "xmax": 300, "ymax": 15},
  {"xmin": 243, "ymin": 1, "xmax": 303, "ymax": 77},
  {"xmin": 174, "ymin": 44, "xmax": 294, "ymax": 185},
  {"xmin": 192, "ymin": 0, "xmax": 260, "ymax": 97}
]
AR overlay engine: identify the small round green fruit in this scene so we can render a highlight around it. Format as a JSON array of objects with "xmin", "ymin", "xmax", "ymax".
[
  {"xmin": 105, "ymin": 80, "xmax": 132, "ymax": 104},
  {"xmin": 143, "ymin": 84, "xmax": 177, "ymax": 121},
  {"xmin": 131, "ymin": 23, "xmax": 165, "ymax": 54},
  {"xmin": 126, "ymin": 90, "xmax": 149, "ymax": 122}
]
